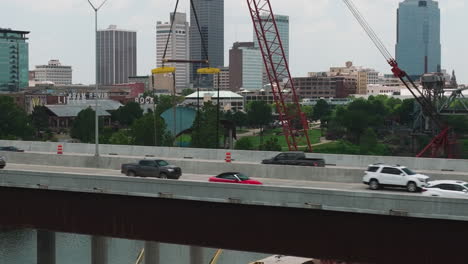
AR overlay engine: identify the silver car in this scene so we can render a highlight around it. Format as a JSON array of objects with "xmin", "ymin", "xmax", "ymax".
[{"xmin": 0, "ymin": 156, "xmax": 5, "ymax": 169}]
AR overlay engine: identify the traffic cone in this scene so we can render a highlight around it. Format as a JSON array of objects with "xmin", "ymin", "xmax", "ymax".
[
  {"xmin": 225, "ymin": 152, "xmax": 232, "ymax": 163},
  {"xmin": 57, "ymin": 144, "xmax": 63, "ymax": 155}
]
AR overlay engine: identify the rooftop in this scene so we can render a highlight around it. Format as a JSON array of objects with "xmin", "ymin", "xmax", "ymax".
[
  {"xmin": 0, "ymin": 28, "xmax": 30, "ymax": 35},
  {"xmin": 185, "ymin": 90, "xmax": 243, "ymax": 99}
]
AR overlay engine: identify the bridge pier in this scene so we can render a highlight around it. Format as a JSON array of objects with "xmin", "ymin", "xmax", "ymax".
[
  {"xmin": 190, "ymin": 246, "xmax": 204, "ymax": 264},
  {"xmin": 37, "ymin": 230, "xmax": 56, "ymax": 264},
  {"xmin": 92, "ymin": 236, "xmax": 108, "ymax": 264},
  {"xmin": 144, "ymin": 241, "xmax": 160, "ymax": 264}
]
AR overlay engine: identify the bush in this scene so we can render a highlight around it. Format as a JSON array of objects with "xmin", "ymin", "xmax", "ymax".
[
  {"xmin": 235, "ymin": 137, "xmax": 254, "ymax": 150},
  {"xmin": 260, "ymin": 137, "xmax": 282, "ymax": 151}
]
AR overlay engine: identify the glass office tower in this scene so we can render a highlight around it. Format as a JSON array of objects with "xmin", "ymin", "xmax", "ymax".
[
  {"xmin": 0, "ymin": 28, "xmax": 29, "ymax": 92},
  {"xmin": 189, "ymin": 0, "xmax": 224, "ymax": 85},
  {"xmin": 396, "ymin": 0, "xmax": 441, "ymax": 79}
]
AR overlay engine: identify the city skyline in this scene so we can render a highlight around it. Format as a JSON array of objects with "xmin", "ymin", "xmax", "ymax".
[{"xmin": 1, "ymin": 0, "xmax": 466, "ymax": 85}]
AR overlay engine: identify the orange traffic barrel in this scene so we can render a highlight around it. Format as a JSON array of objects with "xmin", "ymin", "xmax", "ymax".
[{"xmin": 57, "ymin": 144, "xmax": 63, "ymax": 155}]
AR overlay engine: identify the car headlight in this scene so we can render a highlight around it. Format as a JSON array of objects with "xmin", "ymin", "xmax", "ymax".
[
  {"xmin": 167, "ymin": 169, "xmax": 174, "ymax": 172},
  {"xmin": 418, "ymin": 178, "xmax": 427, "ymax": 182}
]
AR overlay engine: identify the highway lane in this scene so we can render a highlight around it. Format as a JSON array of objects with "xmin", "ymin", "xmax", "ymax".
[
  {"xmin": 1, "ymin": 163, "xmax": 425, "ymax": 197},
  {"xmin": 5, "ymin": 150, "xmax": 468, "ymax": 177}
]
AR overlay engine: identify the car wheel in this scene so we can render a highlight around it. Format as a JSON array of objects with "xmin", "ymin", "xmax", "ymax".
[
  {"xmin": 407, "ymin": 182, "xmax": 418, "ymax": 192},
  {"xmin": 369, "ymin": 179, "xmax": 380, "ymax": 190},
  {"xmin": 159, "ymin": 173, "xmax": 168, "ymax": 179},
  {"xmin": 126, "ymin": 171, "xmax": 136, "ymax": 177}
]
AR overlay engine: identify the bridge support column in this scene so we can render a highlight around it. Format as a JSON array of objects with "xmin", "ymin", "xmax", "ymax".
[
  {"xmin": 144, "ymin": 241, "xmax": 160, "ymax": 264},
  {"xmin": 190, "ymin": 246, "xmax": 203, "ymax": 264},
  {"xmin": 37, "ymin": 230, "xmax": 56, "ymax": 264},
  {"xmin": 92, "ymin": 236, "xmax": 108, "ymax": 264}
]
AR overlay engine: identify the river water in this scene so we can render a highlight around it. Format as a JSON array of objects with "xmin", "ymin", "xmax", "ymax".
[{"xmin": 0, "ymin": 229, "xmax": 269, "ymax": 264}]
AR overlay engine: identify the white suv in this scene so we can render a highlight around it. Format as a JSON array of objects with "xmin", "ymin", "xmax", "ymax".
[{"xmin": 363, "ymin": 163, "xmax": 430, "ymax": 192}]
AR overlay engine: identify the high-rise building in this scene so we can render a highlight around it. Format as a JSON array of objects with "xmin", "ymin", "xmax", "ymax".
[
  {"xmin": 189, "ymin": 0, "xmax": 224, "ymax": 84},
  {"xmin": 213, "ymin": 67, "xmax": 230, "ymax": 91},
  {"xmin": 35, "ymin": 60, "xmax": 72, "ymax": 85},
  {"xmin": 253, "ymin": 14, "xmax": 289, "ymax": 85},
  {"xmin": 396, "ymin": 0, "xmax": 441, "ymax": 79},
  {"xmin": 97, "ymin": 25, "xmax": 137, "ymax": 85},
  {"xmin": 229, "ymin": 42, "xmax": 263, "ymax": 91},
  {"xmin": 0, "ymin": 28, "xmax": 29, "ymax": 91},
  {"xmin": 156, "ymin": 13, "xmax": 190, "ymax": 91}
]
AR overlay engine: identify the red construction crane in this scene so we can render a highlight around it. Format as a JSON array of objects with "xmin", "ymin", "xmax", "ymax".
[
  {"xmin": 341, "ymin": 0, "xmax": 456, "ymax": 158},
  {"xmin": 247, "ymin": 0, "xmax": 313, "ymax": 152}
]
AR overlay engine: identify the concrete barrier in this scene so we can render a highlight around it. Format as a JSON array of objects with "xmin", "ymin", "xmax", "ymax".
[
  {"xmin": 2, "ymin": 140, "xmax": 468, "ymax": 172},
  {"xmin": 2, "ymin": 151, "xmax": 468, "ymax": 184}
]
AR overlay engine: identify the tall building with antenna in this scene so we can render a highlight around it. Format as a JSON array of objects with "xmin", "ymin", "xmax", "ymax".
[{"xmin": 396, "ymin": 0, "xmax": 441, "ymax": 79}]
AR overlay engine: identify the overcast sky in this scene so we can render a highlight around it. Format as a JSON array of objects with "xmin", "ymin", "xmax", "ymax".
[{"xmin": 2, "ymin": 0, "xmax": 466, "ymax": 84}]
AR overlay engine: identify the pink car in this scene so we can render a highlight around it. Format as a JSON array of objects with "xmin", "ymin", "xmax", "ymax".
[{"xmin": 209, "ymin": 172, "xmax": 262, "ymax": 185}]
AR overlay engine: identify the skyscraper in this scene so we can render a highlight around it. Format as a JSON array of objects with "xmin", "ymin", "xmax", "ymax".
[
  {"xmin": 229, "ymin": 42, "xmax": 263, "ymax": 91},
  {"xmin": 396, "ymin": 0, "xmax": 441, "ymax": 79},
  {"xmin": 0, "ymin": 28, "xmax": 29, "ymax": 91},
  {"xmin": 156, "ymin": 13, "xmax": 190, "ymax": 91},
  {"xmin": 97, "ymin": 25, "xmax": 137, "ymax": 85},
  {"xmin": 253, "ymin": 14, "xmax": 289, "ymax": 85},
  {"xmin": 189, "ymin": 0, "xmax": 224, "ymax": 84}
]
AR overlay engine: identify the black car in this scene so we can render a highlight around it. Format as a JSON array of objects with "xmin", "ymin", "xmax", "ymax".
[
  {"xmin": 0, "ymin": 156, "xmax": 5, "ymax": 169},
  {"xmin": 0, "ymin": 146, "xmax": 24, "ymax": 152}
]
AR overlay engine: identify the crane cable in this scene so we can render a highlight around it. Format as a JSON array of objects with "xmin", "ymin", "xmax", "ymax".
[
  {"xmin": 189, "ymin": 0, "xmax": 210, "ymax": 65},
  {"xmin": 161, "ymin": 0, "xmax": 181, "ymax": 67},
  {"xmin": 342, "ymin": 0, "xmax": 392, "ymax": 61},
  {"xmin": 161, "ymin": 0, "xmax": 210, "ymax": 66}
]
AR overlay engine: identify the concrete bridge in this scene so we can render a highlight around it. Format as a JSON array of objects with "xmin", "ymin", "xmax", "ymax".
[{"xmin": 1, "ymin": 168, "xmax": 468, "ymax": 264}]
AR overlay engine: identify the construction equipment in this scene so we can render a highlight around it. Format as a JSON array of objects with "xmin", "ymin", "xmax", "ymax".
[
  {"xmin": 247, "ymin": 0, "xmax": 313, "ymax": 152},
  {"xmin": 341, "ymin": 0, "xmax": 457, "ymax": 158}
]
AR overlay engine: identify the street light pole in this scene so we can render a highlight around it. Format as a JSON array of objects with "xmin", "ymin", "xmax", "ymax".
[{"xmin": 87, "ymin": 0, "xmax": 109, "ymax": 157}]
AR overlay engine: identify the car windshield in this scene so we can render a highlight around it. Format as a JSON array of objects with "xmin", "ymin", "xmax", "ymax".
[
  {"xmin": 157, "ymin": 160, "xmax": 169, "ymax": 166},
  {"xmin": 464, "ymin": 184, "xmax": 468, "ymax": 189},
  {"xmin": 234, "ymin": 173, "xmax": 250, "ymax": 181},
  {"xmin": 402, "ymin": 168, "xmax": 416, "ymax": 175}
]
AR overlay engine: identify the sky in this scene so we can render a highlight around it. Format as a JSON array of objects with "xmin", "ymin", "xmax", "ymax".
[{"xmin": 2, "ymin": 0, "xmax": 467, "ymax": 85}]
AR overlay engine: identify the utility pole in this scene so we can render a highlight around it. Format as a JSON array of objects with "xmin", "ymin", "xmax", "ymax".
[{"xmin": 87, "ymin": 0, "xmax": 110, "ymax": 157}]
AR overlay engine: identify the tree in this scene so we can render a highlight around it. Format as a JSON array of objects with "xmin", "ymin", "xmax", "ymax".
[
  {"xmin": 131, "ymin": 112, "xmax": 172, "ymax": 146},
  {"xmin": 109, "ymin": 130, "xmax": 133, "ymax": 145},
  {"xmin": 232, "ymin": 111, "xmax": 248, "ymax": 128},
  {"xmin": 301, "ymin": 105, "xmax": 314, "ymax": 120},
  {"xmin": 181, "ymin": 88, "xmax": 195, "ymax": 96},
  {"xmin": 312, "ymin": 99, "xmax": 331, "ymax": 123},
  {"xmin": 155, "ymin": 94, "xmax": 176, "ymax": 115},
  {"xmin": 260, "ymin": 137, "xmax": 282, "ymax": 151},
  {"xmin": 70, "ymin": 108, "xmax": 102, "ymax": 143},
  {"xmin": 0, "ymin": 96, "xmax": 34, "ymax": 139},
  {"xmin": 247, "ymin": 101, "xmax": 273, "ymax": 128},
  {"xmin": 112, "ymin": 102, "xmax": 143, "ymax": 127},
  {"xmin": 246, "ymin": 101, "xmax": 273, "ymax": 147},
  {"xmin": 360, "ymin": 128, "xmax": 378, "ymax": 154},
  {"xmin": 191, "ymin": 102, "xmax": 222, "ymax": 148},
  {"xmin": 31, "ymin": 105, "xmax": 49, "ymax": 136},
  {"xmin": 234, "ymin": 137, "xmax": 254, "ymax": 150}
]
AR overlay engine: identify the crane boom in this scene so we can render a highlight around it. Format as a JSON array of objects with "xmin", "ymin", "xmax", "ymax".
[{"xmin": 247, "ymin": 0, "xmax": 313, "ymax": 151}]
